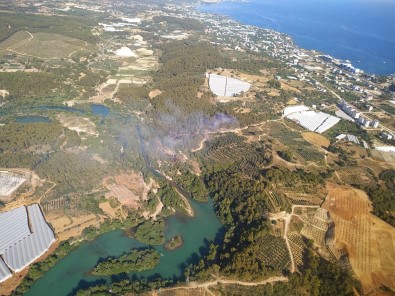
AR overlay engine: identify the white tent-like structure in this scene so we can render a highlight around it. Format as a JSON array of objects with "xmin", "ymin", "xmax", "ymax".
[
  {"xmin": 283, "ymin": 105, "xmax": 340, "ymax": 134},
  {"xmin": 115, "ymin": 47, "xmax": 137, "ymax": 58},
  {"xmin": 0, "ymin": 204, "xmax": 55, "ymax": 282},
  {"xmin": 208, "ymin": 74, "xmax": 251, "ymax": 97}
]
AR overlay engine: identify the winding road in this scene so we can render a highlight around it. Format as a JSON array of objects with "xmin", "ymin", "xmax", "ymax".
[{"xmin": 153, "ymin": 275, "xmax": 289, "ymax": 295}]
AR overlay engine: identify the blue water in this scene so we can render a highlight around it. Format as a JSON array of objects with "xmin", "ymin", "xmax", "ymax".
[
  {"xmin": 199, "ymin": 0, "xmax": 395, "ymax": 75},
  {"xmin": 91, "ymin": 104, "xmax": 110, "ymax": 118}
]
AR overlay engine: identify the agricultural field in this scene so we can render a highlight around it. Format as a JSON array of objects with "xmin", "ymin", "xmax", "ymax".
[
  {"xmin": 0, "ymin": 32, "xmax": 96, "ymax": 59},
  {"xmin": 257, "ymin": 235, "xmax": 291, "ymax": 271},
  {"xmin": 323, "ymin": 183, "xmax": 395, "ymax": 294},
  {"xmin": 266, "ymin": 190, "xmax": 291, "ymax": 212},
  {"xmin": 102, "ymin": 171, "xmax": 154, "ymax": 209},
  {"xmin": 196, "ymin": 134, "xmax": 272, "ymax": 173},
  {"xmin": 287, "ymin": 232, "xmax": 307, "ymax": 270},
  {"xmin": 45, "ymin": 212, "xmax": 102, "ymax": 241},
  {"xmin": 263, "ymin": 122, "xmax": 325, "ymax": 164},
  {"xmin": 282, "ymin": 189, "xmax": 326, "ymax": 206},
  {"xmin": 300, "ymin": 208, "xmax": 330, "ymax": 250},
  {"xmin": 371, "ymin": 150, "xmax": 395, "ymax": 165}
]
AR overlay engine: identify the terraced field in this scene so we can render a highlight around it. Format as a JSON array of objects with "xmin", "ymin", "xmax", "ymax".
[{"xmin": 300, "ymin": 208, "xmax": 329, "ymax": 248}]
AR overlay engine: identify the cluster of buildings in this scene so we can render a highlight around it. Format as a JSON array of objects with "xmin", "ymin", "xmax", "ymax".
[
  {"xmin": 339, "ymin": 100, "xmax": 379, "ymax": 128},
  {"xmin": 320, "ymin": 55, "xmax": 363, "ymax": 74},
  {"xmin": 0, "ymin": 205, "xmax": 55, "ymax": 283}
]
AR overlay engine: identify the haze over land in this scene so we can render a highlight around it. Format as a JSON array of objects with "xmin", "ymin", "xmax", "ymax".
[{"xmin": 0, "ymin": 0, "xmax": 394, "ymax": 296}]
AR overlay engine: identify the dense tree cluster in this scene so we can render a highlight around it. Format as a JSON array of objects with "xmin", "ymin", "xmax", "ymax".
[
  {"xmin": 75, "ymin": 278, "xmax": 171, "ymax": 296},
  {"xmin": 36, "ymin": 152, "xmax": 106, "ymax": 194},
  {"xmin": 0, "ymin": 122, "xmax": 62, "ymax": 152},
  {"xmin": 210, "ymin": 243, "xmax": 358, "ymax": 296},
  {"xmin": 277, "ymin": 150, "xmax": 294, "ymax": 162},
  {"xmin": 189, "ymin": 162, "xmax": 330, "ymax": 279},
  {"xmin": 172, "ymin": 169, "xmax": 208, "ymax": 202},
  {"xmin": 115, "ymin": 85, "xmax": 150, "ymax": 112},
  {"xmin": 92, "ymin": 248, "xmax": 160, "ymax": 276},
  {"xmin": 362, "ymin": 169, "xmax": 395, "ymax": 226},
  {"xmin": 0, "ymin": 73, "xmax": 64, "ymax": 99},
  {"xmin": 157, "ymin": 182, "xmax": 188, "ymax": 214},
  {"xmin": 135, "ymin": 219, "xmax": 165, "ymax": 245}
]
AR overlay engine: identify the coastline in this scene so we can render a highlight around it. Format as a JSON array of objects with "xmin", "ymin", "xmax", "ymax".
[{"xmin": 197, "ymin": 0, "xmax": 395, "ymax": 76}]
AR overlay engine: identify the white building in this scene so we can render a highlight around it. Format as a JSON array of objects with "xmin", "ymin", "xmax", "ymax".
[{"xmin": 371, "ymin": 120, "xmax": 379, "ymax": 128}]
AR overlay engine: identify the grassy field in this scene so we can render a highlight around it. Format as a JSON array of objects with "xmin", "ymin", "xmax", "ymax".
[{"xmin": 0, "ymin": 31, "xmax": 96, "ymax": 59}]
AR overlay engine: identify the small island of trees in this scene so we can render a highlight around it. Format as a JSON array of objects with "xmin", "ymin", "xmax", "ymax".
[
  {"xmin": 165, "ymin": 235, "xmax": 183, "ymax": 250},
  {"xmin": 92, "ymin": 249, "xmax": 160, "ymax": 276}
]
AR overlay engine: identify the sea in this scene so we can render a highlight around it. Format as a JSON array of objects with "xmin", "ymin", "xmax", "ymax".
[{"xmin": 199, "ymin": 0, "xmax": 395, "ymax": 76}]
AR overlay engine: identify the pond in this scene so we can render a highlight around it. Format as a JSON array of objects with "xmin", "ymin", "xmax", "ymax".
[
  {"xmin": 91, "ymin": 104, "xmax": 110, "ymax": 118},
  {"xmin": 25, "ymin": 198, "xmax": 222, "ymax": 296}
]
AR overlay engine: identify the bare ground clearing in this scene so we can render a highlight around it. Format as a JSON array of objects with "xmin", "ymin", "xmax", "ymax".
[
  {"xmin": 102, "ymin": 171, "xmax": 157, "ymax": 209},
  {"xmin": 149, "ymin": 89, "xmax": 163, "ymax": 99},
  {"xmin": 46, "ymin": 212, "xmax": 101, "ymax": 241},
  {"xmin": 302, "ymin": 132, "xmax": 330, "ymax": 148},
  {"xmin": 57, "ymin": 114, "xmax": 98, "ymax": 137}
]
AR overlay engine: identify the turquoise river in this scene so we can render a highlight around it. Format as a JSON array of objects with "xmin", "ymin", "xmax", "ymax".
[{"xmin": 25, "ymin": 198, "xmax": 222, "ymax": 296}]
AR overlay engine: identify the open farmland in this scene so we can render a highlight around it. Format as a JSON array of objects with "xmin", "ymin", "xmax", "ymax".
[
  {"xmin": 46, "ymin": 212, "xmax": 101, "ymax": 241},
  {"xmin": 323, "ymin": 183, "xmax": 395, "ymax": 294},
  {"xmin": 1, "ymin": 32, "xmax": 95, "ymax": 59}
]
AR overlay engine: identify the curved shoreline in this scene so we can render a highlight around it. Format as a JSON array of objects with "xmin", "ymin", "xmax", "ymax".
[{"xmin": 196, "ymin": 1, "xmax": 395, "ymax": 76}]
